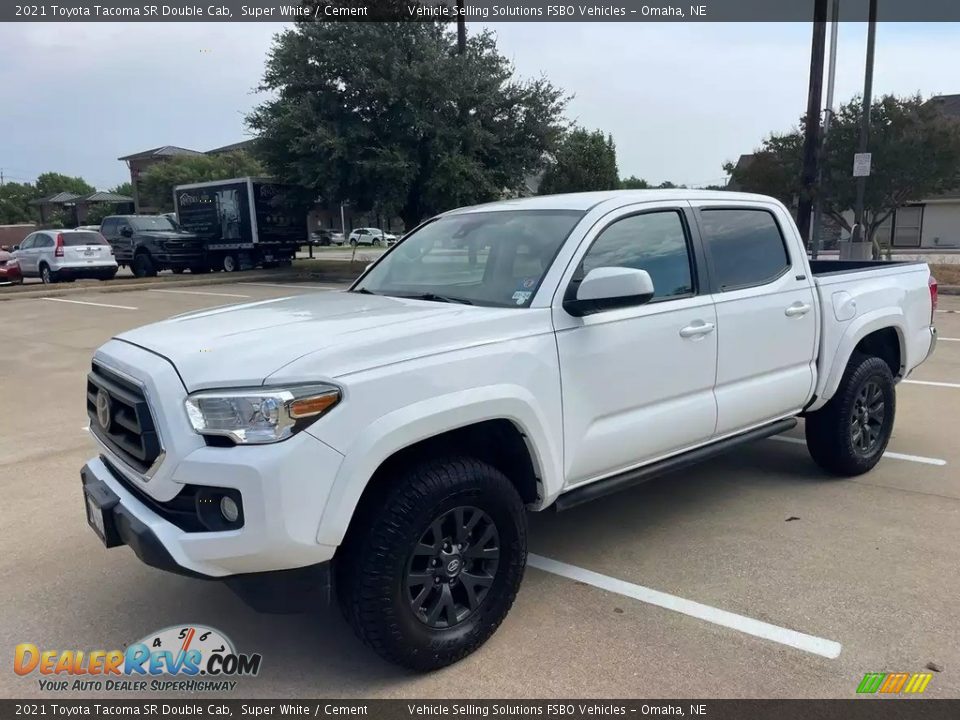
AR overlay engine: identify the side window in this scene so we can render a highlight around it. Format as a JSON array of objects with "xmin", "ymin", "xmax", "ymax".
[
  {"xmin": 19, "ymin": 235, "xmax": 35, "ymax": 250},
  {"xmin": 39, "ymin": 234, "xmax": 54, "ymax": 248},
  {"xmin": 699, "ymin": 209, "xmax": 789, "ymax": 291},
  {"xmin": 101, "ymin": 218, "xmax": 117, "ymax": 237},
  {"xmin": 578, "ymin": 210, "xmax": 694, "ymax": 301}
]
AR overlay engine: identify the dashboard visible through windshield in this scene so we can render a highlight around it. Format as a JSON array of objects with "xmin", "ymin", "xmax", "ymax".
[{"xmin": 353, "ymin": 209, "xmax": 584, "ymax": 308}]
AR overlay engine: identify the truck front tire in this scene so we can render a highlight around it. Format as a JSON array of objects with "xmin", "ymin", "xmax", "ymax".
[
  {"xmin": 132, "ymin": 252, "xmax": 157, "ymax": 278},
  {"xmin": 336, "ymin": 456, "xmax": 527, "ymax": 671},
  {"xmin": 805, "ymin": 353, "xmax": 896, "ymax": 476}
]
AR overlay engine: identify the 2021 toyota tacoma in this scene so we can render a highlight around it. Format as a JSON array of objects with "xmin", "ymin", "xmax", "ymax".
[{"xmin": 81, "ymin": 190, "xmax": 937, "ymax": 669}]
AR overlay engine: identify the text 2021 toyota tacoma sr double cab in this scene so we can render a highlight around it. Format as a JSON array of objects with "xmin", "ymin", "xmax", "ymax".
[{"xmin": 81, "ymin": 191, "xmax": 937, "ymax": 669}]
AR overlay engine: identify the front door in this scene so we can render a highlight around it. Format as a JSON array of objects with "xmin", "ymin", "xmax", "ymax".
[{"xmin": 553, "ymin": 205, "xmax": 719, "ymax": 487}]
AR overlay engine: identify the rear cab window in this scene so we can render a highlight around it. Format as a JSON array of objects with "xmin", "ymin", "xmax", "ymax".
[{"xmin": 699, "ymin": 208, "xmax": 789, "ymax": 291}]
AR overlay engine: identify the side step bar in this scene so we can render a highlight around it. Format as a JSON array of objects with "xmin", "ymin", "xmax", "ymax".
[{"xmin": 554, "ymin": 417, "xmax": 798, "ymax": 511}]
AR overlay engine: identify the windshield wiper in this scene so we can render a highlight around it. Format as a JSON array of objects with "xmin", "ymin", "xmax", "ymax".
[
  {"xmin": 400, "ymin": 292, "xmax": 474, "ymax": 305},
  {"xmin": 352, "ymin": 287, "xmax": 378, "ymax": 295}
]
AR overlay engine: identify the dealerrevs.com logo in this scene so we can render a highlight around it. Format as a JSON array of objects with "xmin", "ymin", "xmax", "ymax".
[{"xmin": 14, "ymin": 625, "xmax": 262, "ymax": 692}]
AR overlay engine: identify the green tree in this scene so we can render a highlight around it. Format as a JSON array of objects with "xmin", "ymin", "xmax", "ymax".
[
  {"xmin": 84, "ymin": 203, "xmax": 121, "ymax": 226},
  {"xmin": 620, "ymin": 175, "xmax": 649, "ymax": 189},
  {"xmin": 247, "ymin": 22, "xmax": 567, "ymax": 228},
  {"xmin": 138, "ymin": 152, "xmax": 264, "ymax": 212},
  {"xmin": 110, "ymin": 181, "xmax": 134, "ymax": 198},
  {"xmin": 35, "ymin": 172, "xmax": 94, "ymax": 198},
  {"xmin": 725, "ymin": 94, "xmax": 960, "ymax": 257},
  {"xmin": 0, "ymin": 182, "xmax": 39, "ymax": 224},
  {"xmin": 539, "ymin": 128, "xmax": 619, "ymax": 195}
]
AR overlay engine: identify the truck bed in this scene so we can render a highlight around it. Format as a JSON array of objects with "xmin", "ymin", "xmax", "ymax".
[{"xmin": 809, "ymin": 259, "xmax": 926, "ymax": 277}]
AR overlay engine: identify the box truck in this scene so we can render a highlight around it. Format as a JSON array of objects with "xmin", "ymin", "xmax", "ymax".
[{"xmin": 173, "ymin": 177, "xmax": 307, "ymax": 272}]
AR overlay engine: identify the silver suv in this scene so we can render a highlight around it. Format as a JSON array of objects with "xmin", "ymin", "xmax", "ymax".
[{"xmin": 15, "ymin": 230, "xmax": 118, "ymax": 284}]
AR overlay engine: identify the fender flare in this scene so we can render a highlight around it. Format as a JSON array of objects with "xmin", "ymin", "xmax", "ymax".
[
  {"xmin": 312, "ymin": 385, "xmax": 562, "ymax": 547},
  {"xmin": 811, "ymin": 309, "xmax": 905, "ymax": 411}
]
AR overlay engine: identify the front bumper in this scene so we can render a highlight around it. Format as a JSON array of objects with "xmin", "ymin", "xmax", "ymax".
[{"xmin": 81, "ymin": 459, "xmax": 333, "ymax": 612}]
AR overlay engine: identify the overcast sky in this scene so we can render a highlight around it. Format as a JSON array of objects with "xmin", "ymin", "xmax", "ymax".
[{"xmin": 0, "ymin": 21, "xmax": 957, "ymax": 190}]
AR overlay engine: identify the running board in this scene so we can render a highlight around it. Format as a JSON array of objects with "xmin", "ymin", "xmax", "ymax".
[{"xmin": 554, "ymin": 418, "xmax": 798, "ymax": 511}]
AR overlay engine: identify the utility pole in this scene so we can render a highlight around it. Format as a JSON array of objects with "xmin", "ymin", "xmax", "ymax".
[
  {"xmin": 811, "ymin": 0, "xmax": 840, "ymax": 259},
  {"xmin": 850, "ymin": 0, "xmax": 879, "ymax": 260},
  {"xmin": 796, "ymin": 0, "xmax": 829, "ymax": 247},
  {"xmin": 456, "ymin": 1, "xmax": 466, "ymax": 55}
]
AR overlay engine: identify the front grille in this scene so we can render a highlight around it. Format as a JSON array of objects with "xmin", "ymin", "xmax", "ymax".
[{"xmin": 87, "ymin": 363, "xmax": 162, "ymax": 474}]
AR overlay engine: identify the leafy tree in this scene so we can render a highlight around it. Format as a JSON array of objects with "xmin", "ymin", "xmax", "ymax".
[
  {"xmin": 0, "ymin": 182, "xmax": 39, "ymax": 224},
  {"xmin": 725, "ymin": 94, "xmax": 960, "ymax": 257},
  {"xmin": 35, "ymin": 172, "xmax": 94, "ymax": 198},
  {"xmin": 85, "ymin": 203, "xmax": 121, "ymax": 226},
  {"xmin": 110, "ymin": 182, "xmax": 134, "ymax": 198},
  {"xmin": 538, "ymin": 128, "xmax": 619, "ymax": 195},
  {"xmin": 40, "ymin": 208, "xmax": 71, "ymax": 229},
  {"xmin": 248, "ymin": 22, "xmax": 567, "ymax": 228},
  {"xmin": 620, "ymin": 175, "xmax": 649, "ymax": 189},
  {"xmin": 138, "ymin": 152, "xmax": 264, "ymax": 212}
]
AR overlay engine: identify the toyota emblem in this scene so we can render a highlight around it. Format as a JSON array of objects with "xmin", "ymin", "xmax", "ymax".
[{"xmin": 95, "ymin": 389, "xmax": 111, "ymax": 431}]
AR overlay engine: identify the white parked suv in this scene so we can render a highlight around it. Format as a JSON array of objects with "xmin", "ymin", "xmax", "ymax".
[
  {"xmin": 348, "ymin": 227, "xmax": 396, "ymax": 246},
  {"xmin": 80, "ymin": 191, "xmax": 937, "ymax": 670},
  {"xmin": 16, "ymin": 229, "xmax": 118, "ymax": 284}
]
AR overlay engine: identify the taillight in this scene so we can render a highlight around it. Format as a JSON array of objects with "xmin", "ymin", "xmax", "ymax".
[
  {"xmin": 929, "ymin": 274, "xmax": 938, "ymax": 324},
  {"xmin": 55, "ymin": 233, "xmax": 64, "ymax": 257}
]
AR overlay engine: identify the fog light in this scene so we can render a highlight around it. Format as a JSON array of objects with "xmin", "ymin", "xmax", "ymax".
[{"xmin": 220, "ymin": 495, "xmax": 240, "ymax": 523}]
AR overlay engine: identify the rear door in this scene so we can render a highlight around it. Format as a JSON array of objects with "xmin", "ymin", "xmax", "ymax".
[
  {"xmin": 693, "ymin": 201, "xmax": 817, "ymax": 435},
  {"xmin": 61, "ymin": 231, "xmax": 111, "ymax": 265},
  {"xmin": 16, "ymin": 234, "xmax": 37, "ymax": 274}
]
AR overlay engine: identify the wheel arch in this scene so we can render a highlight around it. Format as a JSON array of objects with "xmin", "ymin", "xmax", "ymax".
[
  {"xmin": 814, "ymin": 312, "xmax": 906, "ymax": 410},
  {"xmin": 314, "ymin": 392, "xmax": 560, "ymax": 549}
]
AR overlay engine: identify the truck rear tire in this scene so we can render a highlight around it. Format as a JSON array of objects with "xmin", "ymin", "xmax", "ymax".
[
  {"xmin": 222, "ymin": 254, "xmax": 238, "ymax": 272},
  {"xmin": 132, "ymin": 252, "xmax": 157, "ymax": 278},
  {"xmin": 805, "ymin": 353, "xmax": 895, "ymax": 477},
  {"xmin": 336, "ymin": 456, "xmax": 527, "ymax": 671}
]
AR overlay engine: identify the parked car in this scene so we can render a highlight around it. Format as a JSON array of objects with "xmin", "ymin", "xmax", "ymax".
[
  {"xmin": 14, "ymin": 229, "xmax": 117, "ymax": 284},
  {"xmin": 348, "ymin": 227, "xmax": 392, "ymax": 247},
  {"xmin": 0, "ymin": 248, "xmax": 22, "ymax": 285},
  {"xmin": 100, "ymin": 215, "xmax": 203, "ymax": 277},
  {"xmin": 80, "ymin": 191, "xmax": 936, "ymax": 671},
  {"xmin": 310, "ymin": 229, "xmax": 345, "ymax": 246}
]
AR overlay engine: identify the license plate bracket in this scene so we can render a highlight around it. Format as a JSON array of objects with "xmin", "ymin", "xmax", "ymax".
[{"xmin": 82, "ymin": 480, "xmax": 123, "ymax": 548}]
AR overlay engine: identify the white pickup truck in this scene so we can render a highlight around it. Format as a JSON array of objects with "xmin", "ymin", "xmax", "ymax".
[{"xmin": 81, "ymin": 190, "xmax": 937, "ymax": 670}]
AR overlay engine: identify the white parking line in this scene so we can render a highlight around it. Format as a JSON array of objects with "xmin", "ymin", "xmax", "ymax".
[
  {"xmin": 41, "ymin": 297, "xmax": 137, "ymax": 310},
  {"xmin": 903, "ymin": 379, "xmax": 960, "ymax": 389},
  {"xmin": 769, "ymin": 435, "xmax": 946, "ymax": 466},
  {"xmin": 241, "ymin": 282, "xmax": 341, "ymax": 290},
  {"xmin": 148, "ymin": 289, "xmax": 251, "ymax": 298},
  {"xmin": 528, "ymin": 553, "xmax": 842, "ymax": 659},
  {"xmin": 941, "ymin": 337, "xmax": 960, "ymax": 342}
]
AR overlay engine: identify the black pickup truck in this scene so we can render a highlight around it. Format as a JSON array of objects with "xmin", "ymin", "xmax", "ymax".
[{"xmin": 100, "ymin": 215, "xmax": 205, "ymax": 277}]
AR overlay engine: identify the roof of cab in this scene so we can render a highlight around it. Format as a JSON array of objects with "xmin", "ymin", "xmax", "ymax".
[{"xmin": 442, "ymin": 189, "xmax": 777, "ymax": 215}]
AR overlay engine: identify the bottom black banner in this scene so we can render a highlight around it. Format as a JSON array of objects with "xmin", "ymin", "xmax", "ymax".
[{"xmin": 3, "ymin": 700, "xmax": 959, "ymax": 720}]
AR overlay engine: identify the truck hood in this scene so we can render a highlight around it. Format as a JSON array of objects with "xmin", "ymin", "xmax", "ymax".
[{"xmin": 115, "ymin": 291, "xmax": 549, "ymax": 390}]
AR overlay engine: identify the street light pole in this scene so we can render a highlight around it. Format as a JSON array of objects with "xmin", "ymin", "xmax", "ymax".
[
  {"xmin": 811, "ymin": 0, "xmax": 840, "ymax": 260},
  {"xmin": 850, "ymin": 0, "xmax": 878, "ymax": 259},
  {"xmin": 456, "ymin": 1, "xmax": 466, "ymax": 55},
  {"xmin": 796, "ymin": 0, "xmax": 829, "ymax": 247}
]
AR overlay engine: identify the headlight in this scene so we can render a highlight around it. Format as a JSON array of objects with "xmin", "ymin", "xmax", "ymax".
[{"xmin": 184, "ymin": 384, "xmax": 340, "ymax": 445}]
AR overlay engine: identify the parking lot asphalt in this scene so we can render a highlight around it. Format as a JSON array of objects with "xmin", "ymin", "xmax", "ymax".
[{"xmin": 1, "ymin": 284, "xmax": 958, "ymax": 699}]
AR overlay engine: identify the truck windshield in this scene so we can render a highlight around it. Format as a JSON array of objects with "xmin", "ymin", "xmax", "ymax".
[
  {"xmin": 131, "ymin": 217, "xmax": 177, "ymax": 232},
  {"xmin": 353, "ymin": 210, "xmax": 584, "ymax": 308}
]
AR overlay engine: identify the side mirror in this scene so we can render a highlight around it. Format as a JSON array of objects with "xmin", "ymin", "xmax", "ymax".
[
  {"xmin": 11, "ymin": 245, "xmax": 19, "ymax": 252},
  {"xmin": 120, "ymin": 227, "xmax": 133, "ymax": 238},
  {"xmin": 563, "ymin": 267, "xmax": 655, "ymax": 317}
]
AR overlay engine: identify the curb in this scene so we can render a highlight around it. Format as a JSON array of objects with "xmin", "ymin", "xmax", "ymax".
[
  {"xmin": 939, "ymin": 285, "xmax": 960, "ymax": 296},
  {"xmin": 0, "ymin": 265, "xmax": 364, "ymax": 301}
]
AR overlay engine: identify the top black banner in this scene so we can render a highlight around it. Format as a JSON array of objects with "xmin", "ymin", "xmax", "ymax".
[{"xmin": 7, "ymin": 0, "xmax": 960, "ymax": 22}]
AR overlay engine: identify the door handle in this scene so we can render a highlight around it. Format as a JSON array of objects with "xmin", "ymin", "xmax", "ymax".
[
  {"xmin": 785, "ymin": 302, "xmax": 812, "ymax": 317},
  {"xmin": 679, "ymin": 321, "xmax": 716, "ymax": 338}
]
